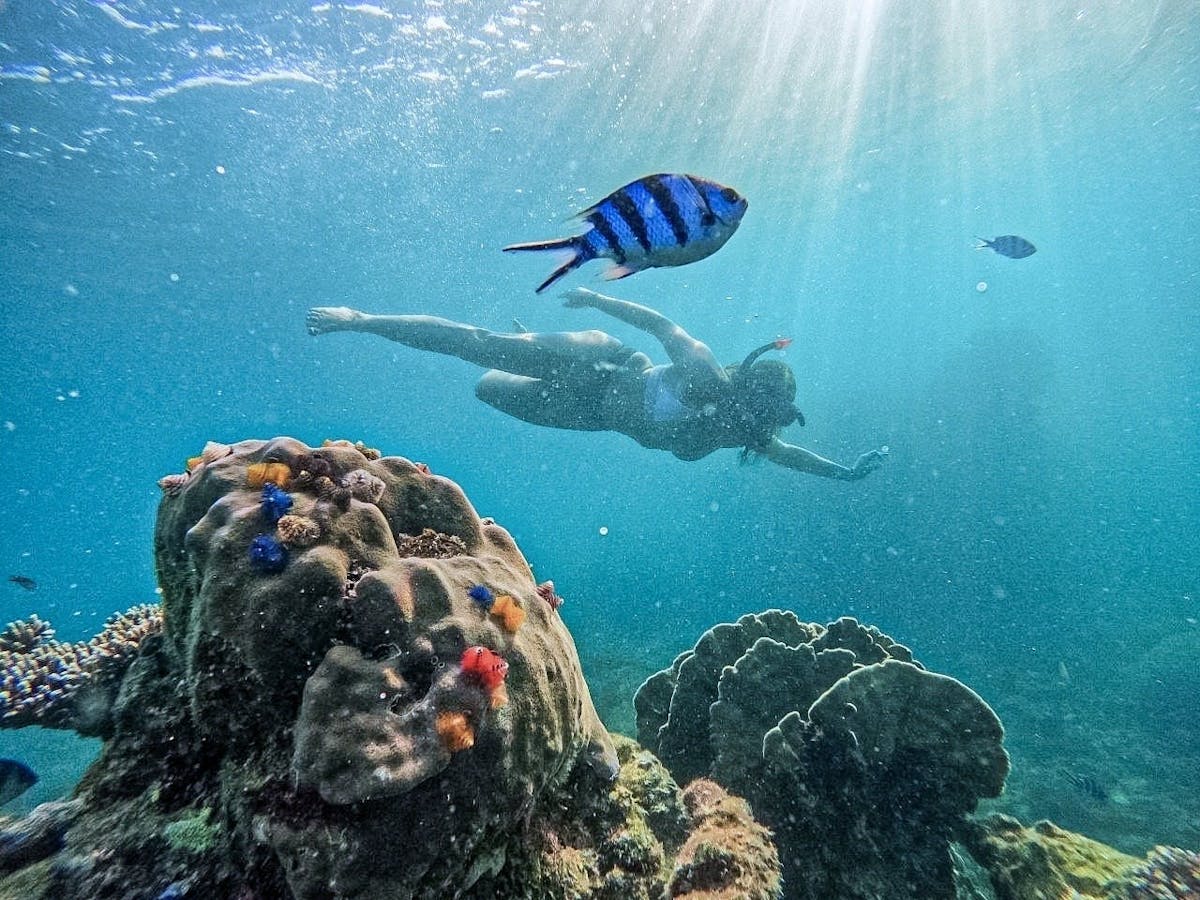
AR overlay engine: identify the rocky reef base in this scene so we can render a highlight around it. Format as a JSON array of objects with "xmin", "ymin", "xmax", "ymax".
[{"xmin": 0, "ymin": 437, "xmax": 1192, "ymax": 900}]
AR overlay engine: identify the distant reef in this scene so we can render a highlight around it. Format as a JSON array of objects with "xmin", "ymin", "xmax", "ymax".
[{"xmin": 0, "ymin": 437, "xmax": 1191, "ymax": 899}]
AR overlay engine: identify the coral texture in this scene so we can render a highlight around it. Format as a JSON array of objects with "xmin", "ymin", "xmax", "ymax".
[
  {"xmin": 479, "ymin": 735, "xmax": 781, "ymax": 900},
  {"xmin": 1122, "ymin": 845, "xmax": 1200, "ymax": 900},
  {"xmin": 635, "ymin": 610, "xmax": 1009, "ymax": 900},
  {"xmin": 0, "ymin": 606, "xmax": 163, "ymax": 736},
  {"xmin": 667, "ymin": 779, "xmax": 782, "ymax": 900},
  {"xmin": 5, "ymin": 437, "xmax": 618, "ymax": 899},
  {"xmin": 957, "ymin": 814, "xmax": 1190, "ymax": 900}
]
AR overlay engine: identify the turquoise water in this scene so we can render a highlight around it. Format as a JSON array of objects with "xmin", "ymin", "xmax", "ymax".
[{"xmin": 1, "ymin": 0, "xmax": 1196, "ymax": 858}]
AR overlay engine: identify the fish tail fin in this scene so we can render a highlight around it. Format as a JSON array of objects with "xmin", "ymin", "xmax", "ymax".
[
  {"xmin": 974, "ymin": 237, "xmax": 991, "ymax": 250},
  {"xmin": 503, "ymin": 236, "xmax": 593, "ymax": 294},
  {"xmin": 502, "ymin": 236, "xmax": 580, "ymax": 254}
]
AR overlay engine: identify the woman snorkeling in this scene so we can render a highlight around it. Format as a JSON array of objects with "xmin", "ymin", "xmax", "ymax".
[{"xmin": 306, "ymin": 287, "xmax": 887, "ymax": 481}]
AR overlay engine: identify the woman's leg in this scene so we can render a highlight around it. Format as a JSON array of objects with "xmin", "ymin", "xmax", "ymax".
[
  {"xmin": 307, "ymin": 307, "xmax": 628, "ymax": 379},
  {"xmin": 474, "ymin": 371, "xmax": 610, "ymax": 431}
]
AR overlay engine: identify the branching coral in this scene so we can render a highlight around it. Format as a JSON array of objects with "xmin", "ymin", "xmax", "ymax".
[
  {"xmin": 0, "ymin": 604, "xmax": 163, "ymax": 736},
  {"xmin": 1123, "ymin": 845, "xmax": 1200, "ymax": 899},
  {"xmin": 0, "ymin": 615, "xmax": 54, "ymax": 653}
]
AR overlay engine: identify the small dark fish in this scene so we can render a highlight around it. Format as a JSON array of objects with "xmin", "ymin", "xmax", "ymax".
[
  {"xmin": 504, "ymin": 173, "xmax": 748, "ymax": 293},
  {"xmin": 0, "ymin": 759, "xmax": 37, "ymax": 805},
  {"xmin": 976, "ymin": 234, "xmax": 1037, "ymax": 259},
  {"xmin": 7, "ymin": 575, "xmax": 37, "ymax": 591},
  {"xmin": 1062, "ymin": 769, "xmax": 1109, "ymax": 803}
]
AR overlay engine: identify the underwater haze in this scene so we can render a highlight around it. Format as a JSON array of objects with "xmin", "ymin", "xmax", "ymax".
[{"xmin": 2, "ymin": 0, "xmax": 1198, "ymax": 858}]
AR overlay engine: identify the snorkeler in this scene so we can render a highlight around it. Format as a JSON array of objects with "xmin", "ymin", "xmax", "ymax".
[{"xmin": 306, "ymin": 288, "xmax": 887, "ymax": 481}]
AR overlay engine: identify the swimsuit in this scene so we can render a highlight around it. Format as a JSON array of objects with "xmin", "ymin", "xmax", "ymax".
[{"xmin": 643, "ymin": 365, "xmax": 689, "ymax": 423}]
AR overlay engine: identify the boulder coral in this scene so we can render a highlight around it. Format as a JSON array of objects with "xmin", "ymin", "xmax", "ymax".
[
  {"xmin": 0, "ymin": 436, "xmax": 625, "ymax": 899},
  {"xmin": 635, "ymin": 609, "xmax": 1010, "ymax": 900}
]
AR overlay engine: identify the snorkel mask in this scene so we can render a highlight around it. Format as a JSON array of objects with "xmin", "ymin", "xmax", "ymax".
[{"xmin": 734, "ymin": 338, "xmax": 805, "ymax": 427}]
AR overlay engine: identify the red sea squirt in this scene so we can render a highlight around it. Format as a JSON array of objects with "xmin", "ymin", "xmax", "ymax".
[{"xmin": 460, "ymin": 646, "xmax": 508, "ymax": 691}]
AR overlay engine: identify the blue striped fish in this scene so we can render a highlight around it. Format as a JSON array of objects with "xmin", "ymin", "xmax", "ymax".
[
  {"xmin": 975, "ymin": 234, "xmax": 1037, "ymax": 259},
  {"xmin": 504, "ymin": 174, "xmax": 748, "ymax": 293}
]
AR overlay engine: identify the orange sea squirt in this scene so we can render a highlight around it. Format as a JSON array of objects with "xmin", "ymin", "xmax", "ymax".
[
  {"xmin": 247, "ymin": 462, "xmax": 292, "ymax": 488},
  {"xmin": 435, "ymin": 711, "xmax": 475, "ymax": 752},
  {"xmin": 490, "ymin": 594, "xmax": 526, "ymax": 633}
]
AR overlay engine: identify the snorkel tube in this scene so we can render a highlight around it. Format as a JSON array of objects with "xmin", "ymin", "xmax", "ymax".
[
  {"xmin": 739, "ymin": 337, "xmax": 793, "ymax": 370},
  {"xmin": 734, "ymin": 338, "xmax": 804, "ymax": 426}
]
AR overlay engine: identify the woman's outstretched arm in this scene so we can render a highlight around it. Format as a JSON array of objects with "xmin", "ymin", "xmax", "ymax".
[
  {"xmin": 758, "ymin": 438, "xmax": 889, "ymax": 480},
  {"xmin": 562, "ymin": 288, "xmax": 726, "ymax": 380}
]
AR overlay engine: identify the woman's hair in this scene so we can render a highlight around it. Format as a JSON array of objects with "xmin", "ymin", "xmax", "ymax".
[{"xmin": 724, "ymin": 357, "xmax": 801, "ymax": 458}]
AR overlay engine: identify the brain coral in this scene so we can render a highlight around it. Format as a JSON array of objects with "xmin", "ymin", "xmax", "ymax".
[
  {"xmin": 635, "ymin": 610, "xmax": 1009, "ymax": 900},
  {"xmin": 8, "ymin": 436, "xmax": 618, "ymax": 899}
]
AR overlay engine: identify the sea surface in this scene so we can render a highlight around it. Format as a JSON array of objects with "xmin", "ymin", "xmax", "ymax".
[{"xmin": 1, "ymin": 0, "xmax": 1197, "ymax": 859}]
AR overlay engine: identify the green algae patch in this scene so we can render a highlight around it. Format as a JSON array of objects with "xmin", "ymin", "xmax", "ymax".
[{"xmin": 164, "ymin": 807, "xmax": 217, "ymax": 853}]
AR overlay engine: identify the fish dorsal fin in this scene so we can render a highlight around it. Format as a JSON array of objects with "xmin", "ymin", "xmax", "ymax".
[{"xmin": 570, "ymin": 173, "xmax": 681, "ymax": 221}]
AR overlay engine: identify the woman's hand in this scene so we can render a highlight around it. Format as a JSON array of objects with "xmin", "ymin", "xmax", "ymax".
[{"xmin": 848, "ymin": 447, "xmax": 889, "ymax": 480}]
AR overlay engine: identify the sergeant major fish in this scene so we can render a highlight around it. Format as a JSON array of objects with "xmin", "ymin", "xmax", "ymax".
[
  {"xmin": 975, "ymin": 234, "xmax": 1037, "ymax": 259},
  {"xmin": 504, "ymin": 174, "xmax": 748, "ymax": 293}
]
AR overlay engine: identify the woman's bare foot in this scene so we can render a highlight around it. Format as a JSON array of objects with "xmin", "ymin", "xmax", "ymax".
[{"xmin": 307, "ymin": 306, "xmax": 364, "ymax": 336}]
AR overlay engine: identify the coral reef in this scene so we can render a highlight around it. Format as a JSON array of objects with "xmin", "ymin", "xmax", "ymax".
[
  {"xmin": 276, "ymin": 514, "xmax": 321, "ymax": 547},
  {"xmin": 0, "ymin": 616, "xmax": 54, "ymax": 654},
  {"xmin": 1122, "ymin": 845, "xmax": 1200, "ymax": 899},
  {"xmin": 0, "ymin": 800, "xmax": 82, "ymax": 876},
  {"xmin": 395, "ymin": 527, "xmax": 468, "ymax": 559},
  {"xmin": 537, "ymin": 580, "xmax": 564, "ymax": 611},
  {"xmin": 490, "ymin": 593, "xmax": 527, "ymax": 633},
  {"xmin": 635, "ymin": 610, "xmax": 1009, "ymax": 900},
  {"xmin": 477, "ymin": 734, "xmax": 781, "ymax": 900},
  {"xmin": 2, "ymin": 437, "xmax": 631, "ymax": 899},
  {"xmin": 960, "ymin": 814, "xmax": 1200, "ymax": 900},
  {"xmin": 0, "ymin": 605, "xmax": 163, "ymax": 736},
  {"xmin": 667, "ymin": 779, "xmax": 782, "ymax": 900}
]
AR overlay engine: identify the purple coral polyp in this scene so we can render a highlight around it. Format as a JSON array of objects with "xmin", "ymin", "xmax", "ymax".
[
  {"xmin": 249, "ymin": 534, "xmax": 288, "ymax": 574},
  {"xmin": 260, "ymin": 482, "xmax": 294, "ymax": 524}
]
